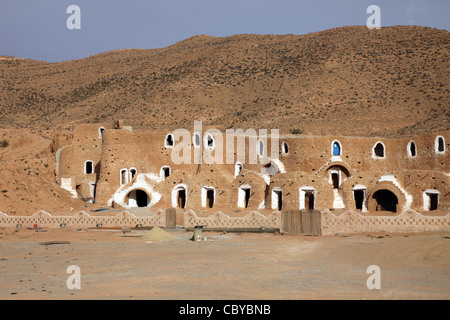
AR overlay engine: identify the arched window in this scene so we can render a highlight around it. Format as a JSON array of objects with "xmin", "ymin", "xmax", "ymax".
[
  {"xmin": 98, "ymin": 127, "xmax": 105, "ymax": 139},
  {"xmin": 372, "ymin": 142, "xmax": 385, "ymax": 158},
  {"xmin": 435, "ymin": 136, "xmax": 445, "ymax": 154},
  {"xmin": 332, "ymin": 141, "xmax": 341, "ymax": 156},
  {"xmin": 407, "ymin": 141, "xmax": 417, "ymax": 158},
  {"xmin": 120, "ymin": 169, "xmax": 128, "ymax": 186},
  {"xmin": 84, "ymin": 160, "xmax": 93, "ymax": 174},
  {"xmin": 129, "ymin": 168, "xmax": 137, "ymax": 180},
  {"xmin": 165, "ymin": 133, "xmax": 174, "ymax": 148},
  {"xmin": 172, "ymin": 185, "xmax": 187, "ymax": 208}
]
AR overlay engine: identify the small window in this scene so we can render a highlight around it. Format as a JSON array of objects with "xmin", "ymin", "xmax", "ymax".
[
  {"xmin": 408, "ymin": 141, "xmax": 417, "ymax": 158},
  {"xmin": 120, "ymin": 169, "xmax": 128, "ymax": 186},
  {"xmin": 193, "ymin": 133, "xmax": 201, "ymax": 147},
  {"xmin": 282, "ymin": 141, "xmax": 289, "ymax": 154},
  {"xmin": 129, "ymin": 168, "xmax": 137, "ymax": 180},
  {"xmin": 258, "ymin": 140, "xmax": 264, "ymax": 156},
  {"xmin": 373, "ymin": 142, "xmax": 385, "ymax": 158},
  {"xmin": 160, "ymin": 166, "xmax": 171, "ymax": 181},
  {"xmin": 235, "ymin": 162, "xmax": 243, "ymax": 178},
  {"xmin": 165, "ymin": 134, "xmax": 174, "ymax": 148},
  {"xmin": 98, "ymin": 127, "xmax": 105, "ymax": 139},
  {"xmin": 205, "ymin": 134, "xmax": 214, "ymax": 149},
  {"xmin": 435, "ymin": 136, "xmax": 445, "ymax": 154},
  {"xmin": 84, "ymin": 161, "xmax": 93, "ymax": 174},
  {"xmin": 332, "ymin": 141, "xmax": 341, "ymax": 156}
]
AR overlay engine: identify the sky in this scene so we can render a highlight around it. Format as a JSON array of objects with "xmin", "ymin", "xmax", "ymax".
[{"xmin": 0, "ymin": 0, "xmax": 449, "ymax": 62}]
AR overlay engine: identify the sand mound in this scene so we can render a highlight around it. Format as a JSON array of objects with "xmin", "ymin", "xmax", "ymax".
[{"xmin": 142, "ymin": 226, "xmax": 175, "ymax": 242}]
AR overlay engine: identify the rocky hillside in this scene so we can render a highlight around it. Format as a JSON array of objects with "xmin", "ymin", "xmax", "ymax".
[{"xmin": 0, "ymin": 26, "xmax": 449, "ymax": 137}]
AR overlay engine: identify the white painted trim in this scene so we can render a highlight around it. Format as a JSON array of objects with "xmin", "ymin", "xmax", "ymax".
[
  {"xmin": 164, "ymin": 133, "xmax": 174, "ymax": 148},
  {"xmin": 407, "ymin": 140, "xmax": 417, "ymax": 158},
  {"xmin": 120, "ymin": 168, "xmax": 128, "ymax": 186},
  {"xmin": 238, "ymin": 184, "xmax": 251, "ymax": 208},
  {"xmin": 299, "ymin": 186, "xmax": 316, "ymax": 210},
  {"xmin": 423, "ymin": 189, "xmax": 440, "ymax": 211},
  {"xmin": 160, "ymin": 166, "xmax": 171, "ymax": 181},
  {"xmin": 372, "ymin": 141, "xmax": 386, "ymax": 159},
  {"xmin": 271, "ymin": 187, "xmax": 283, "ymax": 210},
  {"xmin": 172, "ymin": 184, "xmax": 188, "ymax": 208},
  {"xmin": 331, "ymin": 140, "xmax": 342, "ymax": 156},
  {"xmin": 201, "ymin": 186, "xmax": 216, "ymax": 208},
  {"xmin": 435, "ymin": 136, "xmax": 445, "ymax": 154}
]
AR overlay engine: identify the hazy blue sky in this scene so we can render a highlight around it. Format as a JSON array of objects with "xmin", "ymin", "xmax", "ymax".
[{"xmin": 0, "ymin": 0, "xmax": 449, "ymax": 62}]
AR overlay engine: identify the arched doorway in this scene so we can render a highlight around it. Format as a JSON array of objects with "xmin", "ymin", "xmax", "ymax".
[
  {"xmin": 372, "ymin": 189, "xmax": 398, "ymax": 212},
  {"xmin": 127, "ymin": 189, "xmax": 150, "ymax": 207}
]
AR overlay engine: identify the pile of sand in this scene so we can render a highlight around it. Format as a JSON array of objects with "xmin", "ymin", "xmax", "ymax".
[{"xmin": 142, "ymin": 226, "xmax": 175, "ymax": 242}]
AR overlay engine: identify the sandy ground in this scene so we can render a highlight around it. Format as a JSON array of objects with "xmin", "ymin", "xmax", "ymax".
[{"xmin": 0, "ymin": 227, "xmax": 449, "ymax": 300}]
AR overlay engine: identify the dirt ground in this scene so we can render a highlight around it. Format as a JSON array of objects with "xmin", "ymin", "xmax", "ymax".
[{"xmin": 0, "ymin": 227, "xmax": 449, "ymax": 300}]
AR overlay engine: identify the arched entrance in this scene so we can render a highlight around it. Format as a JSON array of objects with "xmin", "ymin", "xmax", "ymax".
[
  {"xmin": 372, "ymin": 189, "xmax": 398, "ymax": 212},
  {"xmin": 127, "ymin": 189, "xmax": 150, "ymax": 207}
]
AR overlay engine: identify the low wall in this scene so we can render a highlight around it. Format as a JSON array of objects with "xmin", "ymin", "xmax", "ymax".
[
  {"xmin": 0, "ymin": 210, "xmax": 167, "ymax": 229},
  {"xmin": 0, "ymin": 209, "xmax": 449, "ymax": 235},
  {"xmin": 184, "ymin": 210, "xmax": 281, "ymax": 230},
  {"xmin": 321, "ymin": 210, "xmax": 450, "ymax": 236}
]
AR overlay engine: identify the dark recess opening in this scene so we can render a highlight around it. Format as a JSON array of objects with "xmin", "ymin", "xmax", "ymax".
[
  {"xmin": 177, "ymin": 190, "xmax": 186, "ymax": 208},
  {"xmin": 373, "ymin": 190, "xmax": 398, "ymax": 212},
  {"xmin": 374, "ymin": 143, "xmax": 385, "ymax": 157},
  {"xmin": 136, "ymin": 190, "xmax": 149, "ymax": 207},
  {"xmin": 354, "ymin": 190, "xmax": 364, "ymax": 210},
  {"xmin": 85, "ymin": 161, "xmax": 93, "ymax": 174},
  {"xmin": 305, "ymin": 191, "xmax": 314, "ymax": 210},
  {"xmin": 429, "ymin": 193, "xmax": 438, "ymax": 211},
  {"xmin": 206, "ymin": 189, "xmax": 214, "ymax": 208}
]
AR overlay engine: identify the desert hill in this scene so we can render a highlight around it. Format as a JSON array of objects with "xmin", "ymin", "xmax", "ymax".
[{"xmin": 0, "ymin": 25, "xmax": 449, "ymax": 137}]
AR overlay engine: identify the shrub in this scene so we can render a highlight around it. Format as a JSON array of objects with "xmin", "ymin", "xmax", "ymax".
[
  {"xmin": 0, "ymin": 139, "xmax": 9, "ymax": 148},
  {"xmin": 290, "ymin": 128, "xmax": 303, "ymax": 135}
]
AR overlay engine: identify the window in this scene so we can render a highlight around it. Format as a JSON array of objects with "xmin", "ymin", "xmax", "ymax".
[
  {"xmin": 423, "ymin": 190, "xmax": 439, "ymax": 211},
  {"xmin": 372, "ymin": 142, "xmax": 385, "ymax": 158},
  {"xmin": 435, "ymin": 136, "xmax": 445, "ymax": 154},
  {"xmin": 165, "ymin": 134, "xmax": 174, "ymax": 148},
  {"xmin": 98, "ymin": 127, "xmax": 105, "ymax": 139},
  {"xmin": 193, "ymin": 133, "xmax": 201, "ymax": 147},
  {"xmin": 129, "ymin": 168, "xmax": 137, "ymax": 180},
  {"xmin": 332, "ymin": 141, "xmax": 341, "ymax": 156},
  {"xmin": 120, "ymin": 169, "xmax": 128, "ymax": 186},
  {"xmin": 235, "ymin": 162, "xmax": 243, "ymax": 178},
  {"xmin": 160, "ymin": 166, "xmax": 171, "ymax": 181},
  {"xmin": 407, "ymin": 141, "xmax": 417, "ymax": 158},
  {"xmin": 282, "ymin": 141, "xmax": 289, "ymax": 154},
  {"xmin": 205, "ymin": 134, "xmax": 214, "ymax": 149},
  {"xmin": 258, "ymin": 140, "xmax": 264, "ymax": 156},
  {"xmin": 300, "ymin": 187, "xmax": 316, "ymax": 210},
  {"xmin": 84, "ymin": 161, "xmax": 93, "ymax": 174}
]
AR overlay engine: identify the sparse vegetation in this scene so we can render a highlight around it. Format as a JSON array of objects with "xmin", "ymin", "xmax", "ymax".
[{"xmin": 0, "ymin": 139, "xmax": 9, "ymax": 148}]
